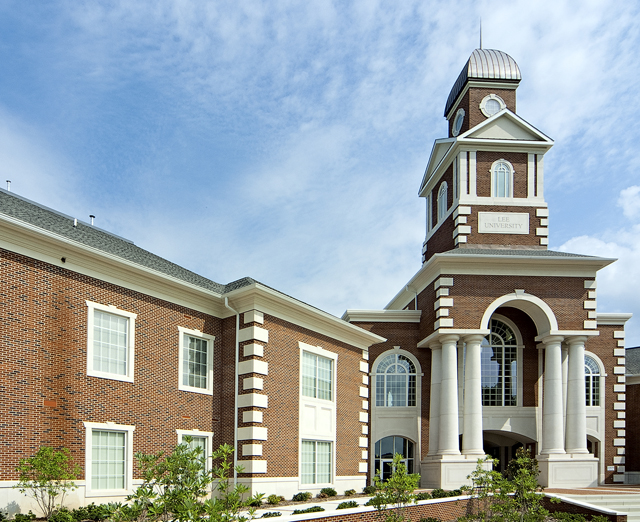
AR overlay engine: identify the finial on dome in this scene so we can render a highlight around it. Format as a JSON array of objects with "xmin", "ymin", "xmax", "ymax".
[{"xmin": 480, "ymin": 19, "xmax": 482, "ymax": 49}]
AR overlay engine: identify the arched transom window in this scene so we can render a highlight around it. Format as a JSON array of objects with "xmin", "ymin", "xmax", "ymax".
[
  {"xmin": 437, "ymin": 182, "xmax": 448, "ymax": 222},
  {"xmin": 481, "ymin": 319, "xmax": 518, "ymax": 406},
  {"xmin": 491, "ymin": 160, "xmax": 513, "ymax": 198},
  {"xmin": 585, "ymin": 355, "xmax": 600, "ymax": 406},
  {"xmin": 374, "ymin": 436, "xmax": 414, "ymax": 481},
  {"xmin": 375, "ymin": 353, "xmax": 416, "ymax": 407}
]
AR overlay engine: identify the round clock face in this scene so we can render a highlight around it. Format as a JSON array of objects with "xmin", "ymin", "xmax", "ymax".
[{"xmin": 452, "ymin": 109, "xmax": 465, "ymax": 136}]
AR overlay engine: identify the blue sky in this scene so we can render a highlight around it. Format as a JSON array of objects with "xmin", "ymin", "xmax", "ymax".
[{"xmin": 1, "ymin": 1, "xmax": 640, "ymax": 345}]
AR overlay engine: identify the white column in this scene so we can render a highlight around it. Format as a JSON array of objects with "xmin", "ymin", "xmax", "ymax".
[
  {"xmin": 438, "ymin": 335, "xmax": 461, "ymax": 455},
  {"xmin": 427, "ymin": 343, "xmax": 442, "ymax": 456},
  {"xmin": 469, "ymin": 152, "xmax": 477, "ymax": 197},
  {"xmin": 565, "ymin": 337, "xmax": 589, "ymax": 454},
  {"xmin": 462, "ymin": 335, "xmax": 485, "ymax": 455},
  {"xmin": 541, "ymin": 336, "xmax": 566, "ymax": 455}
]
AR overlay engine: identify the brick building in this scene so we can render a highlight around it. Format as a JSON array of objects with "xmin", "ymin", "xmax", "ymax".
[{"xmin": 0, "ymin": 47, "xmax": 632, "ymax": 512}]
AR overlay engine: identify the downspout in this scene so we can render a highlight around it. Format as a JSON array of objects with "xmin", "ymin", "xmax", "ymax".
[{"xmin": 224, "ymin": 297, "xmax": 240, "ymax": 482}]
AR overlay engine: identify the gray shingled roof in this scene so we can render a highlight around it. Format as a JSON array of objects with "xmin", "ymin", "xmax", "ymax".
[
  {"xmin": 0, "ymin": 189, "xmax": 254, "ymax": 294},
  {"xmin": 626, "ymin": 347, "xmax": 640, "ymax": 376},
  {"xmin": 442, "ymin": 248, "xmax": 597, "ymax": 258}
]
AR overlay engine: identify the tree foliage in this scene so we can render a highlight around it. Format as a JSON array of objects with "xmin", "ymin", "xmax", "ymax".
[
  {"xmin": 369, "ymin": 453, "xmax": 420, "ymax": 522},
  {"xmin": 15, "ymin": 447, "xmax": 81, "ymax": 520}
]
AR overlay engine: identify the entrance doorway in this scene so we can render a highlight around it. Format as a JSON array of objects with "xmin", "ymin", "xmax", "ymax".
[{"xmin": 483, "ymin": 431, "xmax": 536, "ymax": 474}]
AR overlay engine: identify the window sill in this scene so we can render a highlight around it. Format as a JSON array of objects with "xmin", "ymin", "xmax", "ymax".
[
  {"xmin": 87, "ymin": 371, "xmax": 134, "ymax": 384},
  {"xmin": 179, "ymin": 385, "xmax": 213, "ymax": 396}
]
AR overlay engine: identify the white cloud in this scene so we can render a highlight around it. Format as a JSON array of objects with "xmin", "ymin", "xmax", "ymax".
[{"xmin": 618, "ymin": 186, "xmax": 640, "ymax": 220}]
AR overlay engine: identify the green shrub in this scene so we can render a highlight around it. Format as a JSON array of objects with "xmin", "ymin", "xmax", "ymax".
[
  {"xmin": 292, "ymin": 492, "xmax": 312, "ymax": 502},
  {"xmin": 247, "ymin": 498, "xmax": 263, "ymax": 507},
  {"xmin": 552, "ymin": 514, "xmax": 586, "ymax": 522},
  {"xmin": 591, "ymin": 517, "xmax": 610, "ymax": 522},
  {"xmin": 364, "ymin": 498, "xmax": 376, "ymax": 506},
  {"xmin": 363, "ymin": 485, "xmax": 377, "ymax": 495},
  {"xmin": 261, "ymin": 512, "xmax": 282, "ymax": 518},
  {"xmin": 430, "ymin": 488, "xmax": 447, "ymax": 499},
  {"xmin": 320, "ymin": 487, "xmax": 337, "ymax": 497},
  {"xmin": 415, "ymin": 492, "xmax": 432, "ymax": 501},
  {"xmin": 267, "ymin": 494, "xmax": 283, "ymax": 506},
  {"xmin": 420, "ymin": 518, "xmax": 441, "ymax": 522},
  {"xmin": 344, "ymin": 489, "xmax": 356, "ymax": 496},
  {"xmin": 50, "ymin": 508, "xmax": 75, "ymax": 522},
  {"xmin": 337, "ymin": 501, "xmax": 359, "ymax": 510},
  {"xmin": 292, "ymin": 506, "xmax": 325, "ymax": 514},
  {"xmin": 14, "ymin": 513, "xmax": 36, "ymax": 522},
  {"xmin": 0, "ymin": 512, "xmax": 6, "ymax": 522},
  {"xmin": 14, "ymin": 447, "xmax": 81, "ymax": 520}
]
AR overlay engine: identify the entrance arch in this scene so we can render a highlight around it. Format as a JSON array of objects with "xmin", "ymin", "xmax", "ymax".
[{"xmin": 480, "ymin": 292, "xmax": 558, "ymax": 335}]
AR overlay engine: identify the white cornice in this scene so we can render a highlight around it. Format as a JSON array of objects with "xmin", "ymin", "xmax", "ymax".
[
  {"xmin": 0, "ymin": 214, "xmax": 387, "ymax": 349},
  {"xmin": 0, "ymin": 213, "xmax": 227, "ymax": 316},
  {"xmin": 419, "ymin": 110, "xmax": 554, "ymax": 198},
  {"xmin": 596, "ymin": 313, "xmax": 633, "ymax": 326},
  {"xmin": 385, "ymin": 252, "xmax": 616, "ymax": 311},
  {"xmin": 341, "ymin": 310, "xmax": 422, "ymax": 323},
  {"xmin": 225, "ymin": 285, "xmax": 387, "ymax": 350}
]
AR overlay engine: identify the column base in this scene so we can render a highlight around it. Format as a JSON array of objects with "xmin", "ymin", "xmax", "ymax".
[
  {"xmin": 420, "ymin": 456, "xmax": 490, "ymax": 489},
  {"xmin": 537, "ymin": 454, "xmax": 598, "ymax": 488}
]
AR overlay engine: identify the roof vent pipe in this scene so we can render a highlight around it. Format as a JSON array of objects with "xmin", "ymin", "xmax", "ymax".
[
  {"xmin": 73, "ymin": 218, "xmax": 77, "ymax": 227},
  {"xmin": 90, "ymin": 215, "xmax": 95, "ymax": 225},
  {"xmin": 6, "ymin": 180, "xmax": 10, "ymax": 191}
]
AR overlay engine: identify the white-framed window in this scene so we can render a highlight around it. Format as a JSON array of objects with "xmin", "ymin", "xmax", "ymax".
[
  {"xmin": 301, "ymin": 440, "xmax": 332, "ymax": 485},
  {"xmin": 491, "ymin": 160, "xmax": 514, "ymax": 198},
  {"xmin": 374, "ymin": 436, "xmax": 415, "ymax": 481},
  {"xmin": 479, "ymin": 94, "xmax": 506, "ymax": 117},
  {"xmin": 177, "ymin": 429, "xmax": 214, "ymax": 471},
  {"xmin": 178, "ymin": 327, "xmax": 215, "ymax": 395},
  {"xmin": 375, "ymin": 353, "xmax": 417, "ymax": 407},
  {"xmin": 84, "ymin": 421, "xmax": 135, "ymax": 496},
  {"xmin": 585, "ymin": 355, "xmax": 601, "ymax": 406},
  {"xmin": 437, "ymin": 181, "xmax": 448, "ymax": 222},
  {"xmin": 302, "ymin": 351, "xmax": 333, "ymax": 401},
  {"xmin": 481, "ymin": 319, "xmax": 518, "ymax": 406},
  {"xmin": 86, "ymin": 301, "xmax": 137, "ymax": 383}
]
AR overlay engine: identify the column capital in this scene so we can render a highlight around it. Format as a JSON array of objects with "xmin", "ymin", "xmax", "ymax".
[
  {"xmin": 463, "ymin": 333, "xmax": 486, "ymax": 344},
  {"xmin": 540, "ymin": 335, "xmax": 564, "ymax": 346},
  {"xmin": 565, "ymin": 335, "xmax": 588, "ymax": 347},
  {"xmin": 429, "ymin": 341, "xmax": 442, "ymax": 350},
  {"xmin": 439, "ymin": 334, "xmax": 460, "ymax": 344}
]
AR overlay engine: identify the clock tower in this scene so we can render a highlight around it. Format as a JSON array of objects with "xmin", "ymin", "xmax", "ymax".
[{"xmin": 420, "ymin": 48, "xmax": 554, "ymax": 264}]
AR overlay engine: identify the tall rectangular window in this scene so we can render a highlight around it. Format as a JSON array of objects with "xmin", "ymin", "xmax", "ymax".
[
  {"xmin": 86, "ymin": 301, "xmax": 137, "ymax": 383},
  {"xmin": 302, "ymin": 352, "xmax": 332, "ymax": 401},
  {"xmin": 94, "ymin": 311, "xmax": 128, "ymax": 376},
  {"xmin": 91, "ymin": 430, "xmax": 126, "ymax": 490},
  {"xmin": 178, "ymin": 327, "xmax": 215, "ymax": 394},
  {"xmin": 301, "ymin": 440, "xmax": 331, "ymax": 484}
]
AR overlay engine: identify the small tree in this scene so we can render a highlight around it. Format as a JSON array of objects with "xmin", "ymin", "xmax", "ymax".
[
  {"xmin": 15, "ymin": 447, "xmax": 81, "ymax": 519},
  {"xmin": 369, "ymin": 453, "xmax": 420, "ymax": 522},
  {"xmin": 110, "ymin": 440, "xmax": 261, "ymax": 522}
]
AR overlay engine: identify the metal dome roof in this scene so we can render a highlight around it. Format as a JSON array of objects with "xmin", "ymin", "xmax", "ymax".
[{"xmin": 444, "ymin": 49, "xmax": 521, "ymax": 117}]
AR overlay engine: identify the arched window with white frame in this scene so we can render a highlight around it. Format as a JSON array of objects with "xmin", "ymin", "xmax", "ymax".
[
  {"xmin": 491, "ymin": 160, "xmax": 513, "ymax": 198},
  {"xmin": 481, "ymin": 318, "xmax": 518, "ymax": 406},
  {"xmin": 437, "ymin": 182, "xmax": 448, "ymax": 222},
  {"xmin": 375, "ymin": 353, "xmax": 417, "ymax": 407},
  {"xmin": 585, "ymin": 355, "xmax": 600, "ymax": 406}
]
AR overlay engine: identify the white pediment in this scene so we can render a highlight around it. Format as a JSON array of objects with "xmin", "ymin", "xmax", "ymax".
[
  {"xmin": 462, "ymin": 110, "xmax": 553, "ymax": 143},
  {"xmin": 419, "ymin": 139, "xmax": 454, "ymax": 195}
]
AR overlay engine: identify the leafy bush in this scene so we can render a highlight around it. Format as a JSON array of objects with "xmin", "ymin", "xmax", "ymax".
[
  {"xmin": 292, "ymin": 506, "xmax": 325, "ymax": 514},
  {"xmin": 267, "ymin": 495, "xmax": 284, "ymax": 506},
  {"xmin": 316, "ymin": 493, "xmax": 328, "ymax": 499},
  {"xmin": 0, "ymin": 512, "xmax": 6, "ymax": 522},
  {"xmin": 430, "ymin": 489, "xmax": 447, "ymax": 499},
  {"xmin": 14, "ymin": 513, "xmax": 36, "ymax": 522},
  {"xmin": 591, "ymin": 517, "xmax": 610, "ymax": 522},
  {"xmin": 320, "ymin": 487, "xmax": 337, "ymax": 497},
  {"xmin": 261, "ymin": 513, "xmax": 282, "ymax": 518},
  {"xmin": 292, "ymin": 492, "xmax": 312, "ymax": 502},
  {"xmin": 50, "ymin": 508, "xmax": 74, "ymax": 522},
  {"xmin": 364, "ymin": 498, "xmax": 376, "ymax": 506},
  {"xmin": 420, "ymin": 518, "xmax": 441, "ymax": 522},
  {"xmin": 74, "ymin": 504, "xmax": 110, "ymax": 522},
  {"xmin": 344, "ymin": 489, "xmax": 356, "ymax": 496},
  {"xmin": 14, "ymin": 447, "xmax": 81, "ymax": 519},
  {"xmin": 337, "ymin": 501, "xmax": 359, "ymax": 510},
  {"xmin": 415, "ymin": 492, "xmax": 432, "ymax": 501},
  {"xmin": 552, "ymin": 514, "xmax": 586, "ymax": 522},
  {"xmin": 363, "ymin": 485, "xmax": 377, "ymax": 495},
  {"xmin": 369, "ymin": 453, "xmax": 420, "ymax": 522},
  {"xmin": 247, "ymin": 494, "xmax": 265, "ymax": 508}
]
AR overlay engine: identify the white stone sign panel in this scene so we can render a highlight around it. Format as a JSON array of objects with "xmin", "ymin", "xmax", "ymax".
[{"xmin": 478, "ymin": 212, "xmax": 530, "ymax": 234}]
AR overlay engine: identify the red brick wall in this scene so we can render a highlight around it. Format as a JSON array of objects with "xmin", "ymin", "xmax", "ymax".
[
  {"xmin": 476, "ymin": 151, "xmax": 528, "ymax": 199},
  {"xmin": 0, "ymin": 248, "xmax": 224, "ymax": 480},
  {"xmin": 625, "ymin": 382, "xmax": 640, "ymax": 471},
  {"xmin": 237, "ymin": 313, "xmax": 366, "ymax": 479},
  {"xmin": 448, "ymin": 86, "xmax": 517, "ymax": 137}
]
